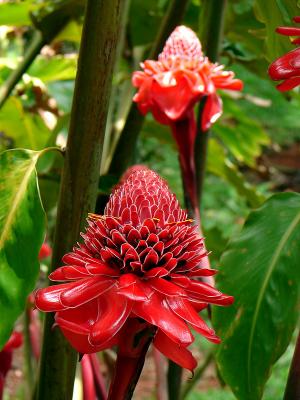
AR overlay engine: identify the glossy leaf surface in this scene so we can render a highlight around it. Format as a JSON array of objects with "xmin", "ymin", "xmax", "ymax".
[
  {"xmin": 0, "ymin": 149, "xmax": 45, "ymax": 348},
  {"xmin": 213, "ymin": 193, "xmax": 300, "ymax": 400}
]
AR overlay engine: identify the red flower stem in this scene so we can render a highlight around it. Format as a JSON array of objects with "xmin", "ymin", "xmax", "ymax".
[
  {"xmin": 283, "ymin": 329, "xmax": 300, "ymax": 400},
  {"xmin": 195, "ymin": 0, "xmax": 227, "ymax": 204},
  {"xmin": 89, "ymin": 354, "xmax": 107, "ymax": 400},
  {"xmin": 108, "ymin": 0, "xmax": 190, "ymax": 178},
  {"xmin": 108, "ymin": 338, "xmax": 152, "ymax": 400},
  {"xmin": 36, "ymin": 1, "xmax": 125, "ymax": 399},
  {"xmin": 81, "ymin": 355, "xmax": 96, "ymax": 400}
]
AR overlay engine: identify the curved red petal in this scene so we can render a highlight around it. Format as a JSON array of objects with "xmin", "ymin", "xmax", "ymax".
[
  {"xmin": 35, "ymin": 283, "xmax": 74, "ymax": 312},
  {"xmin": 60, "ymin": 278, "xmax": 115, "ymax": 308},
  {"xmin": 149, "ymin": 277, "xmax": 187, "ymax": 297},
  {"xmin": 153, "ymin": 330, "xmax": 197, "ymax": 371},
  {"xmin": 117, "ymin": 274, "xmax": 148, "ymax": 301},
  {"xmin": 167, "ymin": 297, "xmax": 220, "ymax": 343},
  {"xmin": 89, "ymin": 292, "xmax": 132, "ymax": 346},
  {"xmin": 151, "ymin": 73, "xmax": 198, "ymax": 121},
  {"xmin": 276, "ymin": 26, "xmax": 300, "ymax": 36},
  {"xmin": 268, "ymin": 47, "xmax": 300, "ymax": 81},
  {"xmin": 201, "ymin": 92, "xmax": 222, "ymax": 131},
  {"xmin": 276, "ymin": 76, "xmax": 300, "ymax": 91},
  {"xmin": 49, "ymin": 266, "xmax": 91, "ymax": 281},
  {"xmin": 132, "ymin": 291, "xmax": 193, "ymax": 346}
]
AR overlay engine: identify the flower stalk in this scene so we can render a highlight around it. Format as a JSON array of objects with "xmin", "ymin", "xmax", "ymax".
[
  {"xmin": 36, "ymin": 1, "xmax": 125, "ymax": 399},
  {"xmin": 108, "ymin": 0, "xmax": 190, "ymax": 178}
]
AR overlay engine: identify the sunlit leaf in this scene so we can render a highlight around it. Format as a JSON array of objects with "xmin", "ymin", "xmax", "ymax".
[
  {"xmin": 0, "ymin": 97, "xmax": 51, "ymax": 150},
  {"xmin": 0, "ymin": 149, "xmax": 45, "ymax": 348},
  {"xmin": 0, "ymin": 2, "xmax": 37, "ymax": 26},
  {"xmin": 29, "ymin": 55, "xmax": 77, "ymax": 82}
]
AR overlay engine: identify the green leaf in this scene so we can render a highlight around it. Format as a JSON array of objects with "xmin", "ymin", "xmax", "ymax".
[
  {"xmin": 0, "ymin": 97, "xmax": 51, "ymax": 150},
  {"xmin": 228, "ymin": 63, "xmax": 300, "ymax": 145},
  {"xmin": 0, "ymin": 149, "xmax": 45, "ymax": 348},
  {"xmin": 0, "ymin": 1, "xmax": 37, "ymax": 26},
  {"xmin": 129, "ymin": 0, "xmax": 162, "ymax": 46},
  {"xmin": 213, "ymin": 97, "xmax": 270, "ymax": 167},
  {"xmin": 207, "ymin": 139, "xmax": 266, "ymax": 208},
  {"xmin": 29, "ymin": 55, "xmax": 77, "ymax": 82},
  {"xmin": 213, "ymin": 193, "xmax": 300, "ymax": 400},
  {"xmin": 254, "ymin": 0, "xmax": 300, "ymax": 61}
]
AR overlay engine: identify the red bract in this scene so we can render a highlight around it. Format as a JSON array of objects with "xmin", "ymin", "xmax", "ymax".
[
  {"xmin": 132, "ymin": 26, "xmax": 242, "ymax": 217},
  {"xmin": 268, "ymin": 16, "xmax": 300, "ymax": 91},
  {"xmin": 38, "ymin": 243, "xmax": 52, "ymax": 260},
  {"xmin": 35, "ymin": 167, "xmax": 233, "ymax": 372},
  {"xmin": 0, "ymin": 332, "xmax": 22, "ymax": 400}
]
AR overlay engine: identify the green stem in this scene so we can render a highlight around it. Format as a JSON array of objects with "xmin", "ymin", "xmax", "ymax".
[
  {"xmin": 108, "ymin": 0, "xmax": 190, "ymax": 178},
  {"xmin": 283, "ymin": 328, "xmax": 300, "ymax": 400},
  {"xmin": 180, "ymin": 350, "xmax": 214, "ymax": 399},
  {"xmin": 167, "ymin": 360, "xmax": 183, "ymax": 400},
  {"xmin": 101, "ymin": 0, "xmax": 131, "ymax": 175},
  {"xmin": 0, "ymin": 31, "xmax": 44, "ymax": 109},
  {"xmin": 195, "ymin": 0, "xmax": 227, "ymax": 204},
  {"xmin": 36, "ymin": 1, "xmax": 125, "ymax": 399}
]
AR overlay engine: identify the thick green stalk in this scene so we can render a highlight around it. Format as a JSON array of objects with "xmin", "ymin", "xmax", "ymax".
[
  {"xmin": 108, "ymin": 0, "xmax": 190, "ymax": 178},
  {"xmin": 167, "ymin": 360, "xmax": 183, "ymax": 400},
  {"xmin": 195, "ymin": 0, "xmax": 227, "ymax": 203},
  {"xmin": 283, "ymin": 329, "xmax": 300, "ymax": 400},
  {"xmin": 36, "ymin": 1, "xmax": 124, "ymax": 399}
]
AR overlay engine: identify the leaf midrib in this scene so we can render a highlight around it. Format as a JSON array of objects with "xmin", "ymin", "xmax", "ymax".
[
  {"xmin": 246, "ymin": 209, "xmax": 300, "ymax": 393},
  {"xmin": 0, "ymin": 153, "xmax": 38, "ymax": 249}
]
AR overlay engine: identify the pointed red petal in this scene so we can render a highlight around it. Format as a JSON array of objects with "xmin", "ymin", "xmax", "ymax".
[
  {"xmin": 276, "ymin": 76, "xmax": 300, "ymax": 91},
  {"xmin": 276, "ymin": 26, "xmax": 300, "ymax": 36},
  {"xmin": 117, "ymin": 274, "xmax": 148, "ymax": 301},
  {"xmin": 89, "ymin": 292, "xmax": 132, "ymax": 345},
  {"xmin": 149, "ymin": 277, "xmax": 187, "ymax": 297},
  {"xmin": 201, "ymin": 93, "xmax": 222, "ymax": 131},
  {"xmin": 35, "ymin": 283, "xmax": 73, "ymax": 311},
  {"xmin": 154, "ymin": 330, "xmax": 197, "ymax": 371},
  {"xmin": 60, "ymin": 278, "xmax": 115, "ymax": 307},
  {"xmin": 133, "ymin": 290, "xmax": 193, "ymax": 345},
  {"xmin": 167, "ymin": 297, "xmax": 220, "ymax": 343},
  {"xmin": 49, "ymin": 266, "xmax": 90, "ymax": 281}
]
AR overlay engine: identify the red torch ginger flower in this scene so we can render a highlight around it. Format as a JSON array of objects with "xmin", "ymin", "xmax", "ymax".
[
  {"xmin": 269, "ymin": 16, "xmax": 300, "ymax": 91},
  {"xmin": 0, "ymin": 332, "xmax": 22, "ymax": 400},
  {"xmin": 133, "ymin": 26, "xmax": 242, "ymax": 131},
  {"xmin": 132, "ymin": 26, "xmax": 242, "ymax": 219},
  {"xmin": 35, "ymin": 167, "xmax": 233, "ymax": 372}
]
